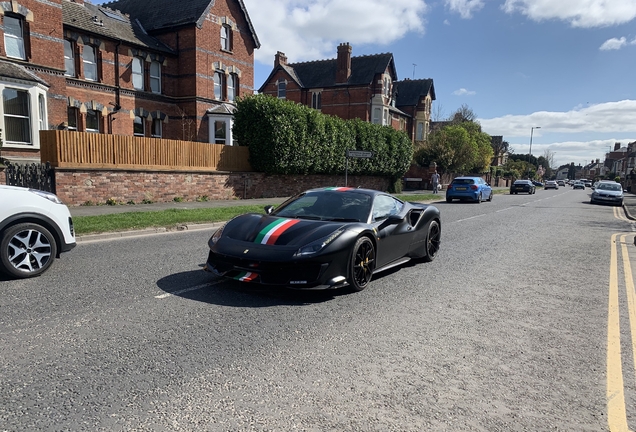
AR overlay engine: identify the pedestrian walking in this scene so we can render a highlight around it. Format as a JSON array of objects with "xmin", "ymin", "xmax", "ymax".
[{"xmin": 431, "ymin": 170, "xmax": 440, "ymax": 194}]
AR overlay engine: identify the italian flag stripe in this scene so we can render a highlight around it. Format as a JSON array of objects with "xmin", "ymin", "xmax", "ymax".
[
  {"xmin": 255, "ymin": 219, "xmax": 301, "ymax": 245},
  {"xmin": 324, "ymin": 187, "xmax": 353, "ymax": 191},
  {"xmin": 235, "ymin": 271, "xmax": 258, "ymax": 282}
]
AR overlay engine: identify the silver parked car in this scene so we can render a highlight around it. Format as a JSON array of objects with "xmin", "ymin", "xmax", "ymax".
[{"xmin": 590, "ymin": 181, "xmax": 623, "ymax": 206}]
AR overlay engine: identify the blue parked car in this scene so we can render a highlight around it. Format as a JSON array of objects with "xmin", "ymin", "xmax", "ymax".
[{"xmin": 446, "ymin": 176, "xmax": 493, "ymax": 203}]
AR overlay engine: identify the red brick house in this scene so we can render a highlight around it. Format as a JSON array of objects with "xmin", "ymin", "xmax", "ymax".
[
  {"xmin": 258, "ymin": 43, "xmax": 435, "ymax": 144},
  {"xmin": 0, "ymin": 0, "xmax": 260, "ymax": 164}
]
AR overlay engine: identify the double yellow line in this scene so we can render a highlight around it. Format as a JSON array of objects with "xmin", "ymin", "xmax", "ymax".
[{"xmin": 607, "ymin": 233, "xmax": 636, "ymax": 431}]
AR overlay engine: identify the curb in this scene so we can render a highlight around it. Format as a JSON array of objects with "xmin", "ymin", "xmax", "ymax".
[
  {"xmin": 623, "ymin": 204, "xmax": 636, "ymax": 221},
  {"xmin": 75, "ymin": 221, "xmax": 224, "ymax": 243}
]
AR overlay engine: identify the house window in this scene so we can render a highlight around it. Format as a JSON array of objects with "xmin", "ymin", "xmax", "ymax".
[
  {"xmin": 86, "ymin": 109, "xmax": 100, "ymax": 133},
  {"xmin": 383, "ymin": 109, "xmax": 389, "ymax": 126},
  {"xmin": 383, "ymin": 76, "xmax": 390, "ymax": 97},
  {"xmin": 133, "ymin": 115, "xmax": 144, "ymax": 136},
  {"xmin": 67, "ymin": 107, "xmax": 78, "ymax": 130},
  {"xmin": 277, "ymin": 78, "xmax": 286, "ymax": 99},
  {"xmin": 132, "ymin": 57, "xmax": 144, "ymax": 90},
  {"xmin": 4, "ymin": 15, "xmax": 26, "ymax": 60},
  {"xmin": 227, "ymin": 73, "xmax": 237, "ymax": 102},
  {"xmin": 311, "ymin": 92, "xmax": 321, "ymax": 109},
  {"xmin": 214, "ymin": 120, "xmax": 226, "ymax": 144},
  {"xmin": 83, "ymin": 45, "xmax": 97, "ymax": 81},
  {"xmin": 220, "ymin": 24, "xmax": 232, "ymax": 51},
  {"xmin": 3, "ymin": 88, "xmax": 31, "ymax": 144},
  {"xmin": 214, "ymin": 71, "xmax": 224, "ymax": 100},
  {"xmin": 372, "ymin": 107, "xmax": 381, "ymax": 124},
  {"xmin": 150, "ymin": 60, "xmax": 161, "ymax": 93},
  {"xmin": 64, "ymin": 40, "xmax": 75, "ymax": 77},
  {"xmin": 38, "ymin": 94, "xmax": 45, "ymax": 130},
  {"xmin": 416, "ymin": 122, "xmax": 424, "ymax": 140},
  {"xmin": 151, "ymin": 118, "xmax": 162, "ymax": 138}
]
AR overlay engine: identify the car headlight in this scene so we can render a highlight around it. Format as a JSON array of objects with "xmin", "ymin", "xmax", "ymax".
[
  {"xmin": 30, "ymin": 189, "xmax": 62, "ymax": 204},
  {"xmin": 294, "ymin": 228, "xmax": 345, "ymax": 257},
  {"xmin": 209, "ymin": 224, "xmax": 226, "ymax": 246}
]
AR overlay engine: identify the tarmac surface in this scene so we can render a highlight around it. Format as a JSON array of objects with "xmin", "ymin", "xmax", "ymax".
[{"xmin": 68, "ymin": 187, "xmax": 636, "ymax": 242}]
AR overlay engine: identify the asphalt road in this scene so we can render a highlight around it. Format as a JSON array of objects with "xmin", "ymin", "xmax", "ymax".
[{"xmin": 2, "ymin": 188, "xmax": 636, "ymax": 431}]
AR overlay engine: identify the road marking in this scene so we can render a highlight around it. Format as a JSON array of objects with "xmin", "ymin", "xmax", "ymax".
[
  {"xmin": 607, "ymin": 233, "xmax": 631, "ymax": 431},
  {"xmin": 454, "ymin": 214, "xmax": 487, "ymax": 223},
  {"xmin": 620, "ymin": 235, "xmax": 636, "ymax": 390},
  {"xmin": 496, "ymin": 207, "xmax": 515, "ymax": 213},
  {"xmin": 155, "ymin": 280, "xmax": 224, "ymax": 299},
  {"xmin": 614, "ymin": 206, "xmax": 632, "ymax": 222}
]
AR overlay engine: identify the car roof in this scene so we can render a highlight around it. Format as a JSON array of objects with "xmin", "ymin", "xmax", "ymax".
[
  {"xmin": 304, "ymin": 187, "xmax": 383, "ymax": 198},
  {"xmin": 454, "ymin": 176, "xmax": 481, "ymax": 180}
]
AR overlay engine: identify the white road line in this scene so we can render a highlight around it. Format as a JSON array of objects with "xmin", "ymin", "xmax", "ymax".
[
  {"xmin": 155, "ymin": 280, "xmax": 224, "ymax": 299},
  {"xmin": 454, "ymin": 214, "xmax": 487, "ymax": 223},
  {"xmin": 496, "ymin": 207, "xmax": 515, "ymax": 213}
]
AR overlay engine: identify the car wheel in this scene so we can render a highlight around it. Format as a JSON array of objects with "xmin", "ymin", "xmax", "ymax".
[
  {"xmin": 0, "ymin": 223, "xmax": 57, "ymax": 279},
  {"xmin": 446, "ymin": 197, "xmax": 452, "ymax": 203},
  {"xmin": 348, "ymin": 237, "xmax": 375, "ymax": 291},
  {"xmin": 422, "ymin": 220, "xmax": 441, "ymax": 263},
  {"xmin": 476, "ymin": 193, "xmax": 482, "ymax": 203},
  {"xmin": 487, "ymin": 192, "xmax": 493, "ymax": 202}
]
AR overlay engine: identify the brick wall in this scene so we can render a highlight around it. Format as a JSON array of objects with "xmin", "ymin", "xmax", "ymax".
[{"xmin": 54, "ymin": 168, "xmax": 390, "ymax": 206}]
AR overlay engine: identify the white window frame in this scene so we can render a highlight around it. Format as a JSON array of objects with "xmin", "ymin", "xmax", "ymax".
[
  {"xmin": 220, "ymin": 24, "xmax": 231, "ymax": 51},
  {"xmin": 214, "ymin": 71, "xmax": 223, "ymax": 100},
  {"xmin": 64, "ymin": 40, "xmax": 75, "ymax": 77},
  {"xmin": 83, "ymin": 45, "xmax": 97, "ymax": 81},
  {"xmin": 372, "ymin": 107, "xmax": 381, "ymax": 124},
  {"xmin": 132, "ymin": 57, "xmax": 144, "ymax": 90},
  {"xmin": 227, "ymin": 73, "xmax": 236, "ymax": 102},
  {"xmin": 150, "ymin": 61, "xmax": 161, "ymax": 94},
  {"xmin": 311, "ymin": 91, "xmax": 321, "ymax": 110},
  {"xmin": 0, "ymin": 82, "xmax": 47, "ymax": 149},
  {"xmin": 382, "ymin": 108, "xmax": 389, "ymax": 126},
  {"xmin": 207, "ymin": 115, "xmax": 234, "ymax": 146},
  {"xmin": 4, "ymin": 15, "xmax": 25, "ymax": 60},
  {"xmin": 416, "ymin": 122, "xmax": 424, "ymax": 141},
  {"xmin": 38, "ymin": 94, "xmax": 46, "ymax": 130}
]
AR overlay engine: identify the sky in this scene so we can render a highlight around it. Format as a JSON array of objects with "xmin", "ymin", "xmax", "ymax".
[{"xmin": 241, "ymin": 0, "xmax": 636, "ymax": 168}]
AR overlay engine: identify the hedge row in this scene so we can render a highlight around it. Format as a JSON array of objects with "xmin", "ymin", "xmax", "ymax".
[{"xmin": 233, "ymin": 94, "xmax": 413, "ymax": 179}]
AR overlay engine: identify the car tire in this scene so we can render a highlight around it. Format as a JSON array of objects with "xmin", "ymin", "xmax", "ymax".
[
  {"xmin": 487, "ymin": 192, "xmax": 493, "ymax": 202},
  {"xmin": 422, "ymin": 220, "xmax": 441, "ymax": 263},
  {"xmin": 446, "ymin": 197, "xmax": 452, "ymax": 203},
  {"xmin": 348, "ymin": 236, "xmax": 375, "ymax": 292},
  {"xmin": 0, "ymin": 223, "xmax": 57, "ymax": 279},
  {"xmin": 476, "ymin": 193, "xmax": 482, "ymax": 203}
]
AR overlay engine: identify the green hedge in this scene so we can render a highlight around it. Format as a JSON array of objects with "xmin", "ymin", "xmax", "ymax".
[{"xmin": 233, "ymin": 94, "xmax": 412, "ymax": 179}]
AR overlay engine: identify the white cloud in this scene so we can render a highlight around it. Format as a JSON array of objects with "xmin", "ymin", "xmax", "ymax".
[
  {"xmin": 508, "ymin": 139, "xmax": 636, "ymax": 167},
  {"xmin": 445, "ymin": 0, "xmax": 484, "ymax": 19},
  {"xmin": 243, "ymin": 0, "xmax": 429, "ymax": 65},
  {"xmin": 600, "ymin": 36, "xmax": 636, "ymax": 50},
  {"xmin": 479, "ymin": 100, "xmax": 636, "ymax": 137},
  {"xmin": 502, "ymin": 0, "xmax": 636, "ymax": 28},
  {"xmin": 453, "ymin": 88, "xmax": 476, "ymax": 96}
]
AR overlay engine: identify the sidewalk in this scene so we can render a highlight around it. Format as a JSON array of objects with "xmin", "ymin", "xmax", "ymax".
[{"xmin": 622, "ymin": 192, "xmax": 636, "ymax": 220}]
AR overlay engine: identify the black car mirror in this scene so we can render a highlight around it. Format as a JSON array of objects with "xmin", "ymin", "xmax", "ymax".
[{"xmin": 264, "ymin": 205, "xmax": 275, "ymax": 214}]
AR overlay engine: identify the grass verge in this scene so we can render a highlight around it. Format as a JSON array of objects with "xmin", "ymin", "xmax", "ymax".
[{"xmin": 73, "ymin": 189, "xmax": 509, "ymax": 235}]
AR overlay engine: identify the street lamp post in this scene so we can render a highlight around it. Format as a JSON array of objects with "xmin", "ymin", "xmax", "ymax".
[{"xmin": 528, "ymin": 126, "xmax": 541, "ymax": 178}]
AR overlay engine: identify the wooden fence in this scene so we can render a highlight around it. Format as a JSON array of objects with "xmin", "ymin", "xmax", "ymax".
[{"xmin": 39, "ymin": 130, "xmax": 252, "ymax": 172}]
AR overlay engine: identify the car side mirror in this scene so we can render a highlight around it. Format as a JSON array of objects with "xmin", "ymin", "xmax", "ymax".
[{"xmin": 264, "ymin": 205, "xmax": 274, "ymax": 214}]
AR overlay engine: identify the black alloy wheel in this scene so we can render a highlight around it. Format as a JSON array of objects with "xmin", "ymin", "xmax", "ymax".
[
  {"xmin": 422, "ymin": 220, "xmax": 441, "ymax": 262},
  {"xmin": 0, "ymin": 223, "xmax": 57, "ymax": 278},
  {"xmin": 349, "ymin": 237, "xmax": 375, "ymax": 291}
]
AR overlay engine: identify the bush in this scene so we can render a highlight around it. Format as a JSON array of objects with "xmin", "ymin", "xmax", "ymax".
[{"xmin": 233, "ymin": 95, "xmax": 412, "ymax": 179}]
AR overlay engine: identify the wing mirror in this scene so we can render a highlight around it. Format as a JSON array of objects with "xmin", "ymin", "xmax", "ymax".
[{"xmin": 264, "ymin": 205, "xmax": 275, "ymax": 214}]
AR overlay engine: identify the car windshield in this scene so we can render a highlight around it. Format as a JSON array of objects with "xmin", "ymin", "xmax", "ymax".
[
  {"xmin": 452, "ymin": 179, "xmax": 475, "ymax": 185},
  {"xmin": 596, "ymin": 183, "xmax": 622, "ymax": 191},
  {"xmin": 273, "ymin": 190, "xmax": 372, "ymax": 222},
  {"xmin": 514, "ymin": 180, "xmax": 529, "ymax": 185}
]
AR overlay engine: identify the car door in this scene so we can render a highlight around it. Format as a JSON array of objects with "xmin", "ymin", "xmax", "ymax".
[{"xmin": 371, "ymin": 194, "xmax": 410, "ymax": 267}]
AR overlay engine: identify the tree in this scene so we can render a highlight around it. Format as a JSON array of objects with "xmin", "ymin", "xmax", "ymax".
[
  {"xmin": 451, "ymin": 103, "xmax": 477, "ymax": 123},
  {"xmin": 431, "ymin": 103, "xmax": 446, "ymax": 121},
  {"xmin": 542, "ymin": 149, "xmax": 556, "ymax": 169}
]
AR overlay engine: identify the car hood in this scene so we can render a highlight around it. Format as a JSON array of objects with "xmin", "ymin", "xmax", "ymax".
[{"xmin": 222, "ymin": 214, "xmax": 353, "ymax": 247}]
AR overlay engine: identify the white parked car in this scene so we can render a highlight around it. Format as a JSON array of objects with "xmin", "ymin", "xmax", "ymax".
[{"xmin": 0, "ymin": 185, "xmax": 76, "ymax": 278}]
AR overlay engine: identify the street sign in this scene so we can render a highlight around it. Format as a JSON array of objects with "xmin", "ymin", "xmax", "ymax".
[{"xmin": 347, "ymin": 150, "xmax": 373, "ymax": 158}]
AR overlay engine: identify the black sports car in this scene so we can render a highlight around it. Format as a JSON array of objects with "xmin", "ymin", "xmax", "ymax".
[{"xmin": 205, "ymin": 187, "xmax": 441, "ymax": 291}]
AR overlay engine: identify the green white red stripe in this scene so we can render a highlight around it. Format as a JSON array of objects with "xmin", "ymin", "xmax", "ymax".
[
  {"xmin": 254, "ymin": 219, "xmax": 301, "ymax": 245},
  {"xmin": 234, "ymin": 271, "xmax": 258, "ymax": 282},
  {"xmin": 324, "ymin": 187, "xmax": 353, "ymax": 191}
]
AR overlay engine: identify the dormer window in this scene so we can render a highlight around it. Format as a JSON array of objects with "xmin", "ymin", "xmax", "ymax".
[{"xmin": 4, "ymin": 15, "xmax": 26, "ymax": 60}]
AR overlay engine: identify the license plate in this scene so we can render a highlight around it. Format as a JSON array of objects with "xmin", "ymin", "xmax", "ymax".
[{"xmin": 456, "ymin": 187, "xmax": 467, "ymax": 191}]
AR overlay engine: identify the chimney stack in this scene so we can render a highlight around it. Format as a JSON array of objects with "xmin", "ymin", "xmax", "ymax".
[
  {"xmin": 274, "ymin": 51, "xmax": 287, "ymax": 67},
  {"xmin": 615, "ymin": 142, "xmax": 621, "ymax": 151},
  {"xmin": 336, "ymin": 43, "xmax": 352, "ymax": 84}
]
